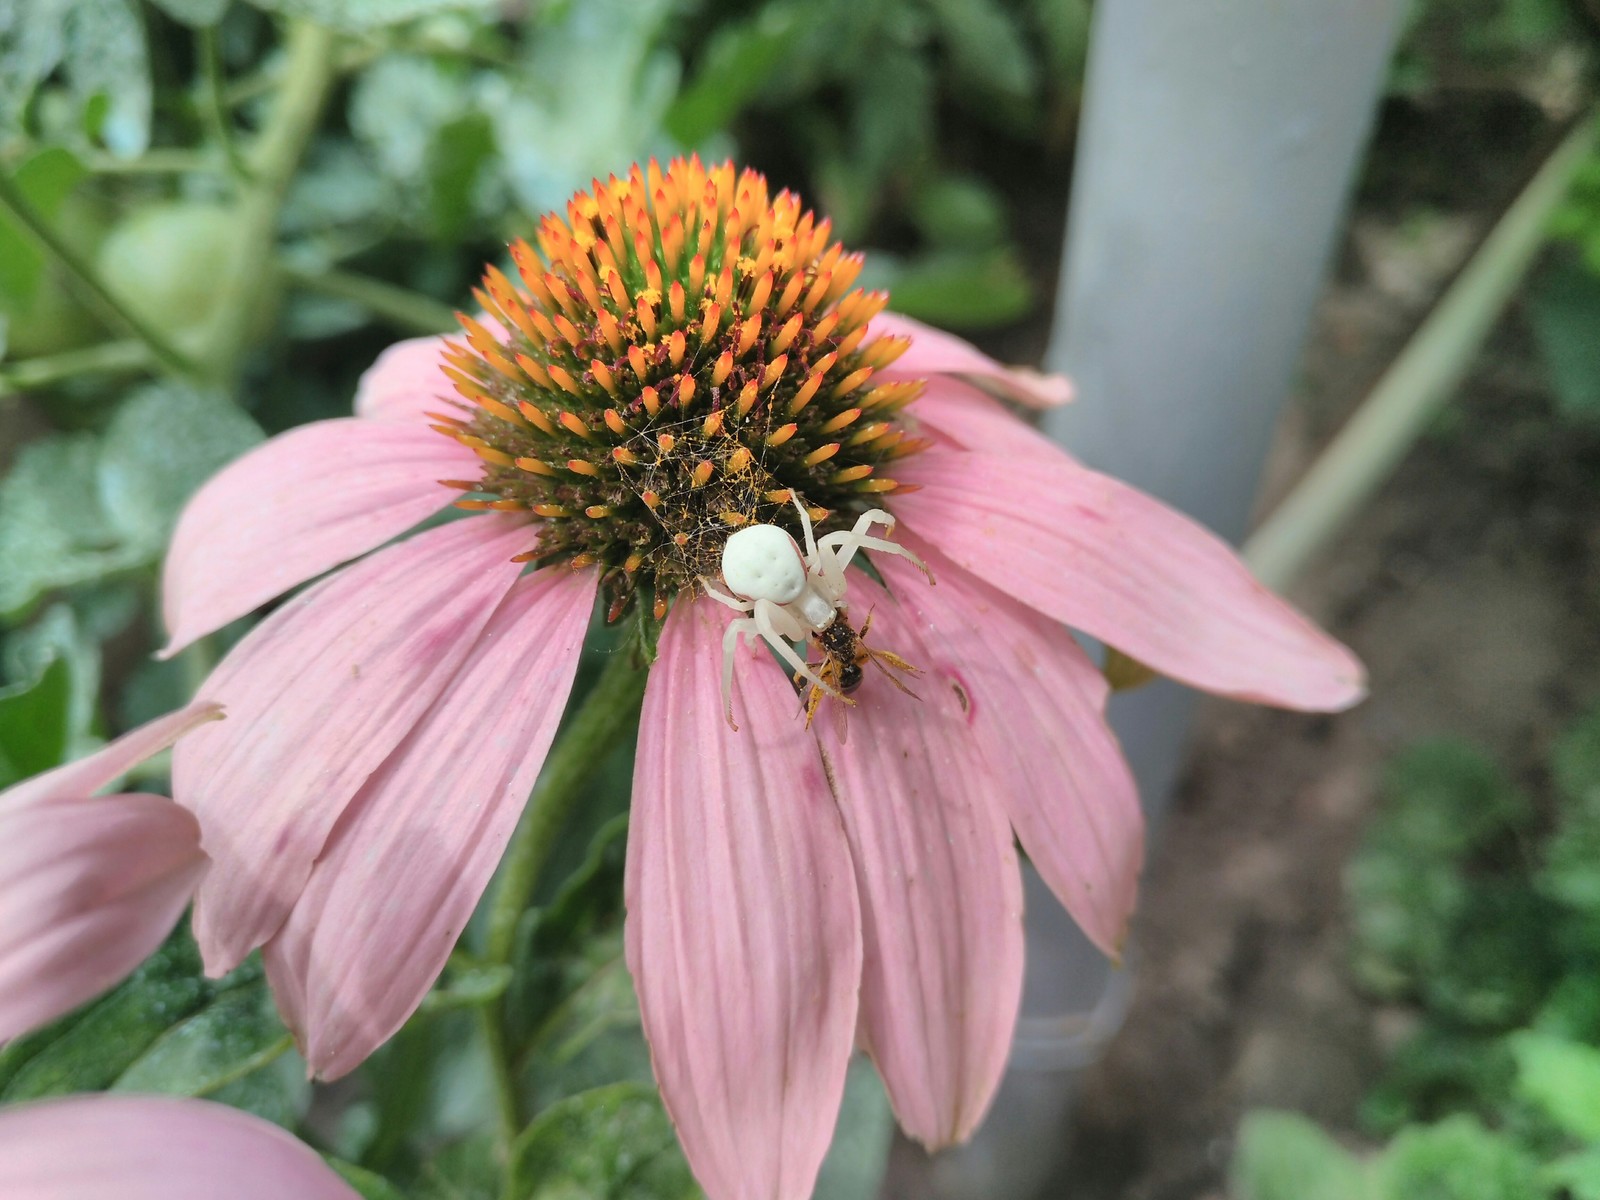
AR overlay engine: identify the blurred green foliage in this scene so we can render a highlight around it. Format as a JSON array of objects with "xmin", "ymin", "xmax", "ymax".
[
  {"xmin": 0, "ymin": 0, "xmax": 1074, "ymax": 1190},
  {"xmin": 1234, "ymin": 700, "xmax": 1600, "ymax": 1200}
]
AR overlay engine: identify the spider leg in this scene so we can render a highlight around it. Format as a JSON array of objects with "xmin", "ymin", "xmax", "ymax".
[
  {"xmin": 818, "ymin": 530, "xmax": 934, "ymax": 584},
  {"xmin": 789, "ymin": 494, "xmax": 821, "ymax": 568},
  {"xmin": 721, "ymin": 616, "xmax": 757, "ymax": 730},
  {"xmin": 701, "ymin": 578, "xmax": 753, "ymax": 612},
  {"xmin": 754, "ymin": 601, "xmax": 836, "ymax": 698}
]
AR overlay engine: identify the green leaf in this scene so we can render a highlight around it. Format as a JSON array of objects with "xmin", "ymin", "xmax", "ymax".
[
  {"xmin": 0, "ymin": 146, "xmax": 88, "ymax": 306},
  {"xmin": 1375, "ymin": 739, "xmax": 1527, "ymax": 860},
  {"xmin": 243, "ymin": 0, "xmax": 497, "ymax": 32},
  {"xmin": 0, "ymin": 929, "xmax": 210, "ymax": 1100},
  {"xmin": 62, "ymin": 0, "xmax": 151, "ymax": 157},
  {"xmin": 922, "ymin": 0, "xmax": 1037, "ymax": 101},
  {"xmin": 111, "ymin": 980, "xmax": 291, "ymax": 1100},
  {"xmin": 510, "ymin": 1083, "xmax": 699, "ymax": 1200},
  {"xmin": 1373, "ymin": 1116, "xmax": 1543, "ymax": 1200},
  {"xmin": 859, "ymin": 247, "xmax": 1033, "ymax": 329},
  {"xmin": 330, "ymin": 1160, "xmax": 410, "ymax": 1200},
  {"xmin": 417, "ymin": 960, "xmax": 513, "ymax": 1016},
  {"xmin": 0, "ymin": 434, "xmax": 141, "ymax": 620},
  {"xmin": 0, "ymin": 0, "xmax": 69, "ymax": 137},
  {"xmin": 1230, "ymin": 1110, "xmax": 1371, "ymax": 1200},
  {"xmin": 0, "ymin": 653, "xmax": 72, "ymax": 788},
  {"xmin": 910, "ymin": 174, "xmax": 1008, "ymax": 250},
  {"xmin": 97, "ymin": 383, "xmax": 264, "ymax": 556},
  {"xmin": 813, "ymin": 1058, "xmax": 894, "ymax": 1200},
  {"xmin": 1545, "ymin": 1146, "xmax": 1600, "ymax": 1200},
  {"xmin": 665, "ymin": 2, "xmax": 807, "ymax": 146},
  {"xmin": 427, "ymin": 111, "xmax": 497, "ymax": 240},
  {"xmin": 1511, "ymin": 1030, "xmax": 1600, "ymax": 1141},
  {"xmin": 1553, "ymin": 704, "xmax": 1600, "ymax": 815},
  {"xmin": 1529, "ymin": 261, "xmax": 1600, "ymax": 421}
]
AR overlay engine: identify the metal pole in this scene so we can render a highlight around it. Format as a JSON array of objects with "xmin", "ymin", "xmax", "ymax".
[{"xmin": 892, "ymin": 3, "xmax": 1408, "ymax": 1196}]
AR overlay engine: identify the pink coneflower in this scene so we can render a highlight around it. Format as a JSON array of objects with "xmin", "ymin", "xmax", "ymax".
[
  {"xmin": 0, "ymin": 701, "xmax": 220, "ymax": 1041},
  {"xmin": 162, "ymin": 159, "xmax": 1362, "ymax": 1200},
  {"xmin": 0, "ymin": 1094, "xmax": 357, "ymax": 1198}
]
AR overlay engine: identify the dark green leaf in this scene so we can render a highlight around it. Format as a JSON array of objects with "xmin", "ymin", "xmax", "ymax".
[
  {"xmin": 427, "ymin": 112, "xmax": 497, "ymax": 240},
  {"xmin": 910, "ymin": 174, "xmax": 1008, "ymax": 250},
  {"xmin": 331, "ymin": 1160, "xmax": 411, "ymax": 1200},
  {"xmin": 921, "ymin": 0, "xmax": 1037, "ymax": 101},
  {"xmin": 1553, "ymin": 704, "xmax": 1600, "ymax": 815},
  {"xmin": 111, "ymin": 978, "xmax": 291, "ymax": 1100},
  {"xmin": 665, "ymin": 2, "xmax": 806, "ymax": 146},
  {"xmin": 417, "ymin": 960, "xmax": 513, "ymax": 1016},
  {"xmin": 1230, "ymin": 1110, "xmax": 1371, "ymax": 1200},
  {"xmin": 1529, "ymin": 261, "xmax": 1600, "ymax": 421},
  {"xmin": 0, "ymin": 653, "xmax": 72, "ymax": 788},
  {"xmin": 511, "ymin": 1083, "xmax": 699, "ymax": 1200},
  {"xmin": 859, "ymin": 247, "xmax": 1033, "ymax": 329}
]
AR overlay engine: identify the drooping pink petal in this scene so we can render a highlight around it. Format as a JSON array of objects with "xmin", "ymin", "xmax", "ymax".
[
  {"xmin": 625, "ymin": 598, "xmax": 862, "ymax": 1200},
  {"xmin": 869, "ymin": 312, "xmax": 1073, "ymax": 408},
  {"xmin": 0, "ymin": 1095, "xmax": 358, "ymax": 1199},
  {"xmin": 265, "ymin": 565, "xmax": 598, "ymax": 1079},
  {"xmin": 160, "ymin": 418, "xmax": 477, "ymax": 657},
  {"xmin": 0, "ymin": 794, "xmax": 206, "ymax": 1040},
  {"xmin": 883, "ymin": 536, "xmax": 1143, "ymax": 956},
  {"xmin": 892, "ymin": 447, "xmax": 1366, "ymax": 711},
  {"xmin": 175, "ymin": 516, "xmax": 532, "ymax": 976},
  {"xmin": 908, "ymin": 377, "xmax": 1064, "ymax": 461},
  {"xmin": 814, "ymin": 574, "xmax": 1025, "ymax": 1150},
  {"xmin": 353, "ymin": 335, "xmax": 458, "ymax": 424},
  {"xmin": 0, "ymin": 700, "xmax": 222, "ymax": 815}
]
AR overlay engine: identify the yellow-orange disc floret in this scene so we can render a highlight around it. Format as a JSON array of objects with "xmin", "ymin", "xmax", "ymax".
[{"xmin": 434, "ymin": 156, "xmax": 930, "ymax": 622}]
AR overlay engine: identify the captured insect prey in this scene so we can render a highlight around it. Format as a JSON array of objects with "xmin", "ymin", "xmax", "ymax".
[{"xmin": 794, "ymin": 609, "xmax": 921, "ymax": 731}]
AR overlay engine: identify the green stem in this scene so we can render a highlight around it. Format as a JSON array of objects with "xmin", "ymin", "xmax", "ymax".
[
  {"xmin": 0, "ymin": 340, "xmax": 150, "ymax": 397},
  {"xmin": 486, "ymin": 649, "xmax": 648, "ymax": 967},
  {"xmin": 479, "ymin": 1008, "xmax": 521, "ymax": 1151},
  {"xmin": 1244, "ymin": 112, "xmax": 1599, "ymax": 590},
  {"xmin": 0, "ymin": 177, "xmax": 198, "ymax": 378},
  {"xmin": 281, "ymin": 263, "xmax": 457, "ymax": 335},
  {"xmin": 204, "ymin": 20, "xmax": 337, "ymax": 382},
  {"xmin": 199, "ymin": 25, "xmax": 250, "ymax": 181},
  {"xmin": 83, "ymin": 149, "xmax": 220, "ymax": 175}
]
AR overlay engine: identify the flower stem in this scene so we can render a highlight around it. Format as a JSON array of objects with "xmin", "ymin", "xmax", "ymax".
[
  {"xmin": 280, "ymin": 263, "xmax": 457, "ymax": 335},
  {"xmin": 0, "ymin": 177, "xmax": 199, "ymax": 379},
  {"xmin": 198, "ymin": 24, "xmax": 250, "ymax": 181},
  {"xmin": 203, "ymin": 19, "xmax": 337, "ymax": 383},
  {"xmin": 485, "ymin": 648, "xmax": 648, "ymax": 967},
  {"xmin": 0, "ymin": 340, "xmax": 150, "ymax": 397},
  {"xmin": 479, "ymin": 1007, "xmax": 521, "ymax": 1151}
]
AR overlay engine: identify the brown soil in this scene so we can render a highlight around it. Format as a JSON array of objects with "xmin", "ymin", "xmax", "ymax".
[{"xmin": 1041, "ymin": 101, "xmax": 1600, "ymax": 1200}]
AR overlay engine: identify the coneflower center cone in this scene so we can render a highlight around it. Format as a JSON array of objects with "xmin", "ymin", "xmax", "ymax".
[{"xmin": 437, "ymin": 157, "xmax": 929, "ymax": 621}]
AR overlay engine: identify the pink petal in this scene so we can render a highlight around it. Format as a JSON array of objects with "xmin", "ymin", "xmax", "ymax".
[
  {"xmin": 265, "ymin": 565, "xmax": 598, "ymax": 1079},
  {"xmin": 353, "ymin": 335, "xmax": 459, "ymax": 424},
  {"xmin": 883, "ymin": 536, "xmax": 1143, "ymax": 956},
  {"xmin": 908, "ymin": 377, "xmax": 1064, "ymax": 461},
  {"xmin": 0, "ymin": 794, "xmax": 205, "ymax": 1040},
  {"xmin": 625, "ymin": 598, "xmax": 862, "ymax": 1200},
  {"xmin": 0, "ymin": 700, "xmax": 222, "ymax": 815},
  {"xmin": 814, "ymin": 574, "xmax": 1025, "ymax": 1149},
  {"xmin": 868, "ymin": 312, "xmax": 1073, "ymax": 408},
  {"xmin": 175, "ymin": 516, "xmax": 532, "ymax": 976},
  {"xmin": 160, "ymin": 418, "xmax": 476, "ymax": 657},
  {"xmin": 0, "ymin": 1095, "xmax": 358, "ymax": 1199},
  {"xmin": 892, "ymin": 447, "xmax": 1366, "ymax": 711}
]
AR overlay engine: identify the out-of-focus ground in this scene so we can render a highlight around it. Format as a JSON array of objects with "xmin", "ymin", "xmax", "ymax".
[{"xmin": 1045, "ymin": 98, "xmax": 1600, "ymax": 1198}]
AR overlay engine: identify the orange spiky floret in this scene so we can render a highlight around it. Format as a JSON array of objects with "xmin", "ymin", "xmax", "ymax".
[{"xmin": 439, "ymin": 155, "xmax": 927, "ymax": 618}]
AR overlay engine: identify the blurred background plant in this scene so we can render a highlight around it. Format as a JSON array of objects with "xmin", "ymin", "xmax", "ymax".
[{"xmin": 4, "ymin": 0, "xmax": 1600, "ymax": 1196}]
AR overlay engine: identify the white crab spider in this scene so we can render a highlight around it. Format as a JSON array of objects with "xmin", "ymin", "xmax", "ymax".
[{"xmin": 701, "ymin": 497, "xmax": 931, "ymax": 729}]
